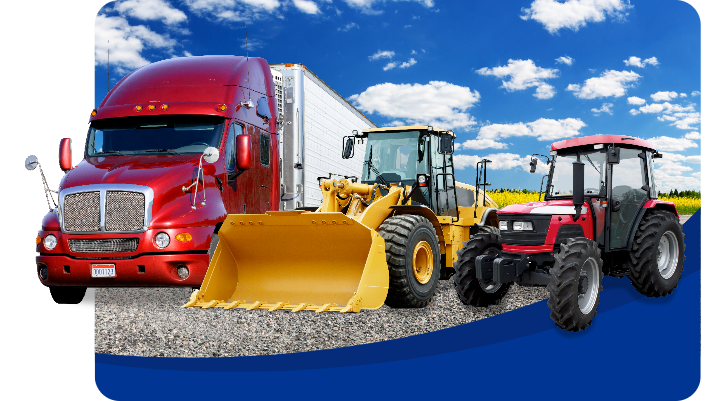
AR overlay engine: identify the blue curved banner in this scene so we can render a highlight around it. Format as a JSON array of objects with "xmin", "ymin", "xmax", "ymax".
[{"xmin": 96, "ymin": 209, "xmax": 700, "ymax": 400}]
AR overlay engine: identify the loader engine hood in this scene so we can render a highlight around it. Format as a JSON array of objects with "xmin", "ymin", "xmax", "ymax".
[{"xmin": 498, "ymin": 199, "xmax": 586, "ymax": 216}]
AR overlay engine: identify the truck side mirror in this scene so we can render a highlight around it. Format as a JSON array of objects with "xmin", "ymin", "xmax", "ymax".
[
  {"xmin": 59, "ymin": 138, "xmax": 72, "ymax": 172},
  {"xmin": 342, "ymin": 137, "xmax": 355, "ymax": 159},
  {"xmin": 572, "ymin": 161, "xmax": 584, "ymax": 221},
  {"xmin": 440, "ymin": 133, "xmax": 454, "ymax": 154},
  {"xmin": 236, "ymin": 135, "xmax": 253, "ymax": 170},
  {"xmin": 530, "ymin": 158, "xmax": 538, "ymax": 173},
  {"xmin": 203, "ymin": 147, "xmax": 219, "ymax": 164},
  {"xmin": 256, "ymin": 97, "xmax": 271, "ymax": 121}
]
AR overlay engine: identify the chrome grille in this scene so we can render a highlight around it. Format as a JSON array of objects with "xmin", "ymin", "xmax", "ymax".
[
  {"xmin": 63, "ymin": 192, "xmax": 101, "ymax": 232},
  {"xmin": 68, "ymin": 238, "xmax": 139, "ymax": 253},
  {"xmin": 105, "ymin": 191, "xmax": 145, "ymax": 232}
]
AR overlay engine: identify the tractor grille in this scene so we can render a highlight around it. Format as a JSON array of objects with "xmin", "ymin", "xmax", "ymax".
[
  {"xmin": 62, "ymin": 189, "xmax": 147, "ymax": 232},
  {"xmin": 68, "ymin": 238, "xmax": 139, "ymax": 253},
  {"xmin": 499, "ymin": 214, "xmax": 552, "ymax": 246},
  {"xmin": 63, "ymin": 191, "xmax": 101, "ymax": 232}
]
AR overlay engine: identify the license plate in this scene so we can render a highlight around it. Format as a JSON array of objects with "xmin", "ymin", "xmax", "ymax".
[{"xmin": 91, "ymin": 264, "xmax": 116, "ymax": 278}]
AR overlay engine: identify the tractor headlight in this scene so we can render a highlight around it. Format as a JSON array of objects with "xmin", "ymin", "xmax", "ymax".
[
  {"xmin": 154, "ymin": 232, "xmax": 170, "ymax": 248},
  {"xmin": 44, "ymin": 234, "xmax": 57, "ymax": 250},
  {"xmin": 499, "ymin": 221, "xmax": 508, "ymax": 231},
  {"xmin": 512, "ymin": 221, "xmax": 533, "ymax": 231}
]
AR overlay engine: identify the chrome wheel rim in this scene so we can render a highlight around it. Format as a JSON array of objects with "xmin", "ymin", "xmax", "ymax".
[
  {"xmin": 657, "ymin": 231, "xmax": 679, "ymax": 279},
  {"xmin": 479, "ymin": 247, "xmax": 502, "ymax": 293},
  {"xmin": 578, "ymin": 257, "xmax": 600, "ymax": 315}
]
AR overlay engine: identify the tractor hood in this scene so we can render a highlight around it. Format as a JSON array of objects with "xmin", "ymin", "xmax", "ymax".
[{"xmin": 498, "ymin": 200, "xmax": 587, "ymax": 215}]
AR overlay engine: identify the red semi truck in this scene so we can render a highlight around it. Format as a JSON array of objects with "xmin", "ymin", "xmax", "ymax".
[{"xmin": 30, "ymin": 56, "xmax": 374, "ymax": 304}]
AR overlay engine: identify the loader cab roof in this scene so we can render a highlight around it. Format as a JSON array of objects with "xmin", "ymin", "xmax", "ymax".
[
  {"xmin": 361, "ymin": 126, "xmax": 456, "ymax": 138},
  {"xmin": 551, "ymin": 134, "xmax": 656, "ymax": 152}
]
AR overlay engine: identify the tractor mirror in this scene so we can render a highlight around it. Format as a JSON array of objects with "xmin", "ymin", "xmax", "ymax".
[
  {"xmin": 607, "ymin": 146, "xmax": 620, "ymax": 164},
  {"xmin": 653, "ymin": 152, "xmax": 663, "ymax": 159},
  {"xmin": 530, "ymin": 158, "xmax": 538, "ymax": 173},
  {"xmin": 440, "ymin": 133, "xmax": 454, "ymax": 154},
  {"xmin": 236, "ymin": 134, "xmax": 252, "ymax": 170},
  {"xmin": 342, "ymin": 136, "xmax": 355, "ymax": 159}
]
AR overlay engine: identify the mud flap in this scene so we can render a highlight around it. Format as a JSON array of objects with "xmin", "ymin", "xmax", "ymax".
[{"xmin": 182, "ymin": 211, "xmax": 389, "ymax": 312}]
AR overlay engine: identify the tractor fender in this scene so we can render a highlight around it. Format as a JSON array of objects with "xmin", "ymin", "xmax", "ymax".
[
  {"xmin": 626, "ymin": 200, "xmax": 679, "ymax": 250},
  {"xmin": 388, "ymin": 205, "xmax": 445, "ymax": 244},
  {"xmin": 480, "ymin": 208, "xmax": 499, "ymax": 228}
]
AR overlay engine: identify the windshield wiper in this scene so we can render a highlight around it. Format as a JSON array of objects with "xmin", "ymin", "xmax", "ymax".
[
  {"xmin": 145, "ymin": 149, "xmax": 180, "ymax": 155},
  {"xmin": 94, "ymin": 150, "xmax": 125, "ymax": 156},
  {"xmin": 363, "ymin": 147, "xmax": 389, "ymax": 187}
]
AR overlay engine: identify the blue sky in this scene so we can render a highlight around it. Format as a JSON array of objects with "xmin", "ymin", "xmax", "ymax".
[{"xmin": 94, "ymin": 0, "xmax": 701, "ymax": 192}]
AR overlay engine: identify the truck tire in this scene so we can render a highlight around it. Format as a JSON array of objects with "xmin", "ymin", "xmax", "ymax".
[
  {"xmin": 49, "ymin": 286, "xmax": 87, "ymax": 304},
  {"xmin": 547, "ymin": 238, "xmax": 603, "ymax": 331},
  {"xmin": 627, "ymin": 211, "xmax": 685, "ymax": 297},
  {"xmin": 379, "ymin": 215, "xmax": 440, "ymax": 308},
  {"xmin": 452, "ymin": 232, "xmax": 510, "ymax": 306}
]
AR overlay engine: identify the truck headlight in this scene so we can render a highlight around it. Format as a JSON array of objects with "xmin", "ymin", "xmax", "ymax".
[
  {"xmin": 155, "ymin": 232, "xmax": 170, "ymax": 248},
  {"xmin": 44, "ymin": 234, "xmax": 57, "ymax": 250},
  {"xmin": 499, "ymin": 221, "xmax": 508, "ymax": 231},
  {"xmin": 512, "ymin": 221, "xmax": 533, "ymax": 231}
]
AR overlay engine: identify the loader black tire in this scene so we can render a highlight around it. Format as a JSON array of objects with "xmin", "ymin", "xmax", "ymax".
[
  {"xmin": 627, "ymin": 210, "xmax": 685, "ymax": 297},
  {"xmin": 452, "ymin": 232, "xmax": 510, "ymax": 306},
  {"xmin": 547, "ymin": 238, "xmax": 603, "ymax": 332},
  {"xmin": 49, "ymin": 286, "xmax": 87, "ymax": 304},
  {"xmin": 379, "ymin": 215, "xmax": 440, "ymax": 308},
  {"xmin": 207, "ymin": 232, "xmax": 219, "ymax": 263}
]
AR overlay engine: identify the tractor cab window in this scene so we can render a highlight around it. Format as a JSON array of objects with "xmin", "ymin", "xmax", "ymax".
[
  {"xmin": 361, "ymin": 131, "xmax": 427, "ymax": 184},
  {"xmin": 547, "ymin": 150, "xmax": 606, "ymax": 198}
]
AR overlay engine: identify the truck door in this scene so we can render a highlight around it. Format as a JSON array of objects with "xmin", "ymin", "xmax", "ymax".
[
  {"xmin": 609, "ymin": 148, "xmax": 649, "ymax": 249},
  {"xmin": 256, "ymin": 127, "xmax": 273, "ymax": 212}
]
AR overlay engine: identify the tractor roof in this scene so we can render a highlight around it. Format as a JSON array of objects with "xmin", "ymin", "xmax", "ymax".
[
  {"xmin": 363, "ymin": 126, "xmax": 456, "ymax": 137},
  {"xmin": 551, "ymin": 135, "xmax": 655, "ymax": 152}
]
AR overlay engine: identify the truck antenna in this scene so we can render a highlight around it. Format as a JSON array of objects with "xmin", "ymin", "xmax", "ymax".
[
  {"xmin": 246, "ymin": 25, "xmax": 251, "ymax": 100},
  {"xmin": 107, "ymin": 40, "xmax": 110, "ymax": 93}
]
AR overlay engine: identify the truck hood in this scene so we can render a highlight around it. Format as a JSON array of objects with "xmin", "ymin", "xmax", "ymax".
[
  {"xmin": 59, "ymin": 155, "xmax": 204, "ymax": 191},
  {"xmin": 498, "ymin": 199, "xmax": 587, "ymax": 215}
]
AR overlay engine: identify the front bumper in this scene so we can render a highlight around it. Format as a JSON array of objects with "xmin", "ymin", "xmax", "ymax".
[{"xmin": 475, "ymin": 252, "xmax": 554, "ymax": 286}]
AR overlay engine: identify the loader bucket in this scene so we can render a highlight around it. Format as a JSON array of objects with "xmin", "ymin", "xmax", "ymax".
[{"xmin": 182, "ymin": 211, "xmax": 389, "ymax": 313}]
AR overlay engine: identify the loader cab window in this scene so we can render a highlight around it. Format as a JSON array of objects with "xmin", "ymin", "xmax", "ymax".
[
  {"xmin": 361, "ymin": 131, "xmax": 427, "ymax": 185},
  {"xmin": 87, "ymin": 115, "xmax": 226, "ymax": 156}
]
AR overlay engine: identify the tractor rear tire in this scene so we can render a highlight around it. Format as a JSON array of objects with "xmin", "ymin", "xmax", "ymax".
[
  {"xmin": 379, "ymin": 215, "xmax": 441, "ymax": 308},
  {"xmin": 49, "ymin": 286, "xmax": 87, "ymax": 304},
  {"xmin": 547, "ymin": 238, "xmax": 603, "ymax": 331},
  {"xmin": 627, "ymin": 211, "xmax": 685, "ymax": 297},
  {"xmin": 453, "ymin": 232, "xmax": 510, "ymax": 306}
]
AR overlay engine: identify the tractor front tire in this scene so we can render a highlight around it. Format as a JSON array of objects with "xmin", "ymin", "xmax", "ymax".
[
  {"xmin": 547, "ymin": 238, "xmax": 603, "ymax": 331},
  {"xmin": 453, "ymin": 232, "xmax": 510, "ymax": 307},
  {"xmin": 379, "ymin": 215, "xmax": 441, "ymax": 308},
  {"xmin": 627, "ymin": 211, "xmax": 685, "ymax": 297},
  {"xmin": 49, "ymin": 286, "xmax": 87, "ymax": 304}
]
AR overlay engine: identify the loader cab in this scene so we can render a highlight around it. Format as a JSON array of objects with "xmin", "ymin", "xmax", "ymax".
[
  {"xmin": 543, "ymin": 135, "xmax": 658, "ymax": 250},
  {"xmin": 352, "ymin": 126, "xmax": 459, "ymax": 219}
]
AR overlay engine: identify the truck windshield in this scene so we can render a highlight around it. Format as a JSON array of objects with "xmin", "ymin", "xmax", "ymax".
[
  {"xmin": 546, "ymin": 150, "xmax": 606, "ymax": 198},
  {"xmin": 86, "ymin": 115, "xmax": 226, "ymax": 156},
  {"xmin": 361, "ymin": 131, "xmax": 427, "ymax": 184}
]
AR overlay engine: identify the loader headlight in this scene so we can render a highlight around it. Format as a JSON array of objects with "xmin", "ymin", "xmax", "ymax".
[
  {"xmin": 499, "ymin": 221, "xmax": 508, "ymax": 231},
  {"xmin": 417, "ymin": 174, "xmax": 428, "ymax": 187},
  {"xmin": 512, "ymin": 221, "xmax": 534, "ymax": 231},
  {"xmin": 154, "ymin": 232, "xmax": 170, "ymax": 248},
  {"xmin": 44, "ymin": 234, "xmax": 57, "ymax": 250}
]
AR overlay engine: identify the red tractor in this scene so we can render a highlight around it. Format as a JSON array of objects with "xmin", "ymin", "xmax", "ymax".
[{"xmin": 453, "ymin": 135, "xmax": 686, "ymax": 331}]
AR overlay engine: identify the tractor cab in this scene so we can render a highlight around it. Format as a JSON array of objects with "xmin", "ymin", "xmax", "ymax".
[{"xmin": 344, "ymin": 126, "xmax": 460, "ymax": 218}]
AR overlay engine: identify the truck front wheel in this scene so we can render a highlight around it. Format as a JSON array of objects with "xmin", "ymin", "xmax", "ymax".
[
  {"xmin": 453, "ymin": 232, "xmax": 510, "ymax": 306},
  {"xmin": 548, "ymin": 238, "xmax": 603, "ymax": 331},
  {"xmin": 49, "ymin": 286, "xmax": 87, "ymax": 304}
]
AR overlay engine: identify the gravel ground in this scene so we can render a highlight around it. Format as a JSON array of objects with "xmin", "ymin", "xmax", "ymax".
[{"xmin": 95, "ymin": 214, "xmax": 694, "ymax": 357}]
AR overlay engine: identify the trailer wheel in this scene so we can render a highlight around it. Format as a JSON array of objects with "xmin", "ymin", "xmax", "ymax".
[
  {"xmin": 49, "ymin": 286, "xmax": 87, "ymax": 304},
  {"xmin": 627, "ymin": 211, "xmax": 685, "ymax": 297},
  {"xmin": 379, "ymin": 215, "xmax": 440, "ymax": 308},
  {"xmin": 452, "ymin": 232, "xmax": 510, "ymax": 306},
  {"xmin": 547, "ymin": 238, "xmax": 603, "ymax": 331}
]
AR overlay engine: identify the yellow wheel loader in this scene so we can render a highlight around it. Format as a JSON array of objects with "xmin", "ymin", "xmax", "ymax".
[{"xmin": 183, "ymin": 126, "xmax": 499, "ymax": 312}]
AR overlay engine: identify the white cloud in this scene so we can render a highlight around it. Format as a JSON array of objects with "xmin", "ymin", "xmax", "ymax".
[
  {"xmin": 338, "ymin": 22, "xmax": 359, "ymax": 31},
  {"xmin": 669, "ymin": 112, "xmax": 701, "ymax": 130},
  {"xmin": 650, "ymin": 91, "xmax": 678, "ymax": 102},
  {"xmin": 343, "ymin": 0, "xmax": 435, "ymax": 15},
  {"xmin": 240, "ymin": 0, "xmax": 280, "ymax": 11},
  {"xmin": 623, "ymin": 56, "xmax": 659, "ymax": 68},
  {"xmin": 691, "ymin": 91, "xmax": 701, "ymax": 97},
  {"xmin": 293, "ymin": 0, "xmax": 319, "ymax": 14},
  {"xmin": 591, "ymin": 103, "xmax": 613, "ymax": 115},
  {"xmin": 349, "ymin": 81, "xmax": 480, "ymax": 130},
  {"xmin": 183, "ymin": 50, "xmax": 193, "ymax": 57},
  {"xmin": 627, "ymin": 96, "xmax": 645, "ymax": 105},
  {"xmin": 646, "ymin": 136, "xmax": 698, "ymax": 151},
  {"xmin": 566, "ymin": 70, "xmax": 641, "ymax": 99},
  {"xmin": 114, "ymin": 0, "xmax": 188, "ymax": 25},
  {"xmin": 459, "ymin": 138, "xmax": 508, "ymax": 150},
  {"xmin": 411, "ymin": 50, "xmax": 417, "ymax": 54},
  {"xmin": 383, "ymin": 62, "xmax": 398, "ymax": 71},
  {"xmin": 460, "ymin": 118, "xmax": 586, "ymax": 150},
  {"xmin": 629, "ymin": 109, "xmax": 640, "ymax": 116},
  {"xmin": 95, "ymin": 14, "xmax": 177, "ymax": 74},
  {"xmin": 555, "ymin": 55, "xmax": 574, "ymax": 65},
  {"xmin": 520, "ymin": 0, "xmax": 632, "ymax": 34},
  {"xmin": 679, "ymin": 93, "xmax": 687, "ymax": 98},
  {"xmin": 240, "ymin": 37, "xmax": 264, "ymax": 50},
  {"xmin": 653, "ymin": 156, "xmax": 701, "ymax": 191},
  {"xmin": 183, "ymin": 0, "xmax": 281, "ymax": 22},
  {"xmin": 369, "ymin": 50, "xmax": 395, "ymax": 61},
  {"xmin": 476, "ymin": 59, "xmax": 559, "ymax": 99},
  {"xmin": 399, "ymin": 58, "xmax": 417, "ymax": 68},
  {"xmin": 685, "ymin": 131, "xmax": 700, "ymax": 140},
  {"xmin": 454, "ymin": 153, "xmax": 550, "ymax": 174},
  {"xmin": 631, "ymin": 100, "xmax": 700, "ymax": 130}
]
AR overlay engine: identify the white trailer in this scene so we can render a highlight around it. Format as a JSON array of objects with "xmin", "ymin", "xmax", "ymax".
[{"xmin": 270, "ymin": 64, "xmax": 376, "ymax": 210}]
